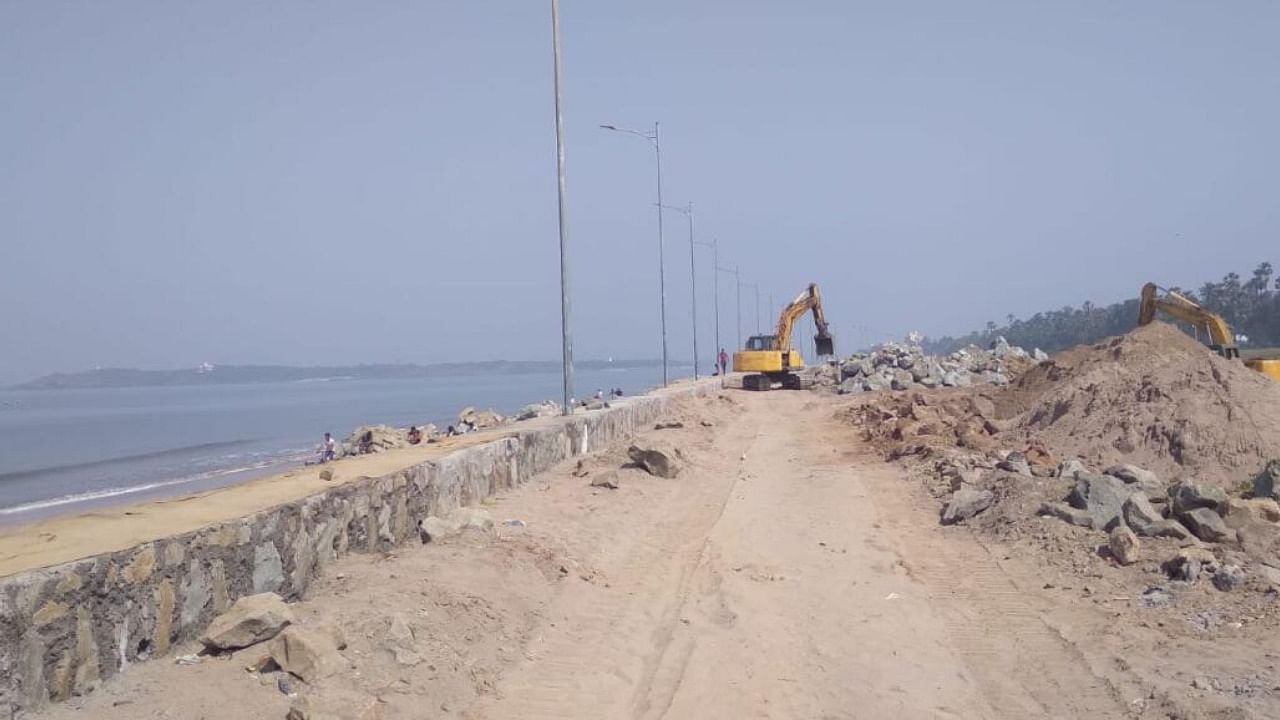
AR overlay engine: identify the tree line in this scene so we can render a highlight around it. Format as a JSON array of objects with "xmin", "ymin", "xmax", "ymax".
[{"xmin": 923, "ymin": 262, "xmax": 1279, "ymax": 356}]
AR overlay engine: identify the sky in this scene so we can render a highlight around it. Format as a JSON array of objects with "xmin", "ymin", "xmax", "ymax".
[{"xmin": 2, "ymin": 1, "xmax": 1278, "ymax": 384}]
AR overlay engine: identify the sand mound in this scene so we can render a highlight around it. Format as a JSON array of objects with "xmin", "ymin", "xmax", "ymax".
[{"xmin": 998, "ymin": 322, "xmax": 1280, "ymax": 482}]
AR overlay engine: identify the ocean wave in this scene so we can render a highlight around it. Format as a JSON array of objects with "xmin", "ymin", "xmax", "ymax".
[
  {"xmin": 0, "ymin": 439, "xmax": 258, "ymax": 484},
  {"xmin": 0, "ymin": 459, "xmax": 282, "ymax": 516}
]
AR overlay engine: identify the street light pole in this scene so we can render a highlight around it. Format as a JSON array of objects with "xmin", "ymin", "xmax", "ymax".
[
  {"xmin": 697, "ymin": 237, "xmax": 720, "ymax": 370},
  {"xmin": 660, "ymin": 202, "xmax": 698, "ymax": 379},
  {"xmin": 600, "ymin": 122, "xmax": 668, "ymax": 387},
  {"xmin": 550, "ymin": 0, "xmax": 573, "ymax": 414}
]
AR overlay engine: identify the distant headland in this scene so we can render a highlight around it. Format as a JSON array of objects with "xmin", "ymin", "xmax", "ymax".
[{"xmin": 13, "ymin": 359, "xmax": 666, "ymax": 390}]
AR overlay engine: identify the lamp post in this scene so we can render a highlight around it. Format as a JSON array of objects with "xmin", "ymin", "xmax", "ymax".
[
  {"xmin": 660, "ymin": 202, "xmax": 698, "ymax": 379},
  {"xmin": 600, "ymin": 122, "xmax": 667, "ymax": 387},
  {"xmin": 697, "ymin": 237, "xmax": 721, "ymax": 372},
  {"xmin": 550, "ymin": 0, "xmax": 573, "ymax": 414}
]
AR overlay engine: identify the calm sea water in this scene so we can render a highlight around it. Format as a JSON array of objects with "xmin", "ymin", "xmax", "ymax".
[{"xmin": 0, "ymin": 365, "xmax": 689, "ymax": 522}]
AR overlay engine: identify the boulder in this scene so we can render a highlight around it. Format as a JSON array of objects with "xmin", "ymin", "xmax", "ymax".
[
  {"xmin": 997, "ymin": 452, "xmax": 1032, "ymax": 477},
  {"xmin": 342, "ymin": 425, "xmax": 408, "ymax": 455},
  {"xmin": 1067, "ymin": 474, "xmax": 1135, "ymax": 531},
  {"xmin": 1180, "ymin": 507, "xmax": 1234, "ymax": 544},
  {"xmin": 1057, "ymin": 459, "xmax": 1090, "ymax": 481},
  {"xmin": 1122, "ymin": 495, "xmax": 1164, "ymax": 536},
  {"xmin": 1038, "ymin": 502, "xmax": 1094, "ymax": 529},
  {"xmin": 1169, "ymin": 482, "xmax": 1228, "ymax": 516},
  {"xmin": 1212, "ymin": 564, "xmax": 1247, "ymax": 592},
  {"xmin": 1219, "ymin": 498, "xmax": 1279, "ymax": 530},
  {"xmin": 1258, "ymin": 564, "xmax": 1280, "ymax": 588},
  {"xmin": 628, "ymin": 445, "xmax": 682, "ymax": 478},
  {"xmin": 199, "ymin": 593, "xmax": 295, "ymax": 651},
  {"xmin": 418, "ymin": 508, "xmax": 493, "ymax": 543},
  {"xmin": 1254, "ymin": 460, "xmax": 1280, "ymax": 499},
  {"xmin": 838, "ymin": 378, "xmax": 864, "ymax": 395},
  {"xmin": 1108, "ymin": 526, "xmax": 1140, "ymax": 565},
  {"xmin": 516, "ymin": 402, "xmax": 560, "ymax": 421},
  {"xmin": 1105, "ymin": 464, "xmax": 1163, "ymax": 499},
  {"xmin": 1032, "ymin": 348, "xmax": 1049, "ymax": 361},
  {"xmin": 941, "ymin": 488, "xmax": 994, "ymax": 525},
  {"xmin": 458, "ymin": 407, "xmax": 505, "ymax": 430},
  {"xmin": 269, "ymin": 626, "xmax": 346, "ymax": 683}
]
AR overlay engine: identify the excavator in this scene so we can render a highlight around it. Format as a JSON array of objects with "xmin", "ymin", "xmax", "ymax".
[
  {"xmin": 1138, "ymin": 282, "xmax": 1280, "ymax": 382},
  {"xmin": 733, "ymin": 282, "xmax": 835, "ymax": 391}
]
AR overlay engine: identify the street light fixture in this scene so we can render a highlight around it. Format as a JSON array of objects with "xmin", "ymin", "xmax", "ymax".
[
  {"xmin": 600, "ymin": 122, "xmax": 668, "ymax": 387},
  {"xmin": 660, "ymin": 202, "xmax": 699, "ymax": 379},
  {"xmin": 550, "ymin": 0, "xmax": 573, "ymax": 414}
]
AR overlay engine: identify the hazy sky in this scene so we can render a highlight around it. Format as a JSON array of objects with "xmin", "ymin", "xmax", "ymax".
[{"xmin": 3, "ymin": 1, "xmax": 1278, "ymax": 384}]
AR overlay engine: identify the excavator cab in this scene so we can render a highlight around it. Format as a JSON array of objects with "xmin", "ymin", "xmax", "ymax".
[{"xmin": 745, "ymin": 335, "xmax": 777, "ymax": 351}]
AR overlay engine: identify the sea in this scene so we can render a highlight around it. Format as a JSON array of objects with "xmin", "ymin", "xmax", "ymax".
[{"xmin": 0, "ymin": 364, "xmax": 690, "ymax": 524}]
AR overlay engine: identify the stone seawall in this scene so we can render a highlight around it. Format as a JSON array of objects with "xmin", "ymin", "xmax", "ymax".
[{"xmin": 0, "ymin": 380, "xmax": 717, "ymax": 715}]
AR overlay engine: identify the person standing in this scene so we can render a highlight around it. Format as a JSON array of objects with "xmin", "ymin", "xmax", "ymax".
[{"xmin": 718, "ymin": 348, "xmax": 729, "ymax": 376}]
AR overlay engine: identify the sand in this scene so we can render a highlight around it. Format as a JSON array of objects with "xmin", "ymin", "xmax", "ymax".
[{"xmin": 0, "ymin": 431, "xmax": 508, "ymax": 578}]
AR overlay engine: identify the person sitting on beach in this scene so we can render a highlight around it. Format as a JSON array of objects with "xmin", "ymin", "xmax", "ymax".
[
  {"xmin": 407, "ymin": 426, "xmax": 423, "ymax": 445},
  {"xmin": 358, "ymin": 430, "xmax": 374, "ymax": 454},
  {"xmin": 446, "ymin": 425, "xmax": 458, "ymax": 437},
  {"xmin": 319, "ymin": 432, "xmax": 336, "ymax": 463}
]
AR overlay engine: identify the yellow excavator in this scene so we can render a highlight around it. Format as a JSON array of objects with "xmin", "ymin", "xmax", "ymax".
[
  {"xmin": 1138, "ymin": 282, "xmax": 1280, "ymax": 382},
  {"xmin": 734, "ymin": 283, "xmax": 835, "ymax": 391}
]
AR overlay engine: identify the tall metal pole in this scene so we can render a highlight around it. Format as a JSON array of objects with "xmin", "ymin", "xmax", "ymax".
[
  {"xmin": 550, "ymin": 0, "xmax": 573, "ymax": 414},
  {"xmin": 686, "ymin": 203, "xmax": 698, "ymax": 379},
  {"xmin": 735, "ymin": 265, "xmax": 742, "ymax": 349},
  {"xmin": 654, "ymin": 122, "xmax": 668, "ymax": 387},
  {"xmin": 747, "ymin": 283, "xmax": 757, "ymax": 333},
  {"xmin": 711, "ymin": 240, "xmax": 720, "ymax": 365}
]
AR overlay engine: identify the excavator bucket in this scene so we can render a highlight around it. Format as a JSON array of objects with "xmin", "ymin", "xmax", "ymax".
[{"xmin": 815, "ymin": 334, "xmax": 834, "ymax": 357}]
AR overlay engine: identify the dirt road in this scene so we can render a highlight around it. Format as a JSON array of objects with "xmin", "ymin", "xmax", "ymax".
[{"xmin": 39, "ymin": 391, "xmax": 1159, "ymax": 719}]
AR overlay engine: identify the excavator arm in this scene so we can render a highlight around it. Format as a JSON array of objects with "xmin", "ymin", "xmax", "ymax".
[
  {"xmin": 1138, "ymin": 282, "xmax": 1239, "ymax": 358},
  {"xmin": 773, "ymin": 283, "xmax": 834, "ymax": 356}
]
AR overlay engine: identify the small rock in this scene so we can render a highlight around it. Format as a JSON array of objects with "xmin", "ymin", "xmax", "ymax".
[
  {"xmin": 654, "ymin": 421, "xmax": 684, "ymax": 430},
  {"xmin": 200, "ymin": 593, "xmax": 295, "ymax": 651},
  {"xmin": 269, "ymin": 626, "xmax": 346, "ymax": 683},
  {"xmin": 393, "ymin": 647, "xmax": 423, "ymax": 667},
  {"xmin": 1038, "ymin": 502, "xmax": 1093, "ymax": 529},
  {"xmin": 1166, "ymin": 547, "xmax": 1217, "ymax": 583},
  {"xmin": 942, "ymin": 488, "xmax": 994, "ymax": 525},
  {"xmin": 1212, "ymin": 564, "xmax": 1247, "ymax": 592},
  {"xmin": 286, "ymin": 698, "xmax": 312, "ymax": 720},
  {"xmin": 277, "ymin": 674, "xmax": 295, "ymax": 696},
  {"xmin": 699, "ymin": 420, "xmax": 714, "ymax": 428},
  {"xmin": 319, "ymin": 469, "xmax": 334, "ymax": 482},
  {"xmin": 1108, "ymin": 526, "xmax": 1140, "ymax": 565},
  {"xmin": 628, "ymin": 445, "xmax": 682, "ymax": 478},
  {"xmin": 386, "ymin": 614, "xmax": 415, "ymax": 648},
  {"xmin": 1181, "ymin": 507, "xmax": 1234, "ymax": 544},
  {"xmin": 590, "ymin": 472, "xmax": 620, "ymax": 490},
  {"xmin": 997, "ymin": 452, "xmax": 1032, "ymax": 477},
  {"xmin": 1139, "ymin": 586, "xmax": 1173, "ymax": 608}
]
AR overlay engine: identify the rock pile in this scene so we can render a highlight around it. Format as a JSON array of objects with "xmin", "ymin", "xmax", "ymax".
[
  {"xmin": 341, "ymin": 425, "xmax": 416, "ymax": 456},
  {"xmin": 837, "ymin": 336, "xmax": 1043, "ymax": 395},
  {"xmin": 516, "ymin": 401, "xmax": 561, "ymax": 421}
]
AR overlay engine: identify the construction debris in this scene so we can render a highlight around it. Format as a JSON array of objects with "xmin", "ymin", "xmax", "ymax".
[{"xmin": 837, "ymin": 335, "xmax": 1040, "ymax": 395}]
